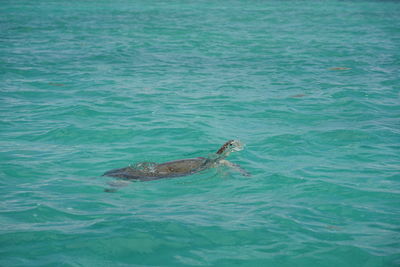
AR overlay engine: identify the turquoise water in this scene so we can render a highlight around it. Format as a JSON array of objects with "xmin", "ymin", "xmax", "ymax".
[{"xmin": 1, "ymin": 0, "xmax": 399, "ymax": 266}]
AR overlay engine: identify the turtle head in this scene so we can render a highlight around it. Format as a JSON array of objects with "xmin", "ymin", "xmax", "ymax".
[{"xmin": 216, "ymin": 140, "xmax": 244, "ymax": 156}]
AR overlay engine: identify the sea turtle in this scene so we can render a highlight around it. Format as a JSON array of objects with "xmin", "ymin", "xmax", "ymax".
[{"xmin": 103, "ymin": 140, "xmax": 250, "ymax": 182}]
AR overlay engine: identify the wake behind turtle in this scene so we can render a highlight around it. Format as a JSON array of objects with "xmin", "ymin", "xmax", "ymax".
[{"xmin": 103, "ymin": 140, "xmax": 250, "ymax": 183}]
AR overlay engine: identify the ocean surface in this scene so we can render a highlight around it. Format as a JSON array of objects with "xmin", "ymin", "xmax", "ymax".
[{"xmin": 1, "ymin": 0, "xmax": 399, "ymax": 266}]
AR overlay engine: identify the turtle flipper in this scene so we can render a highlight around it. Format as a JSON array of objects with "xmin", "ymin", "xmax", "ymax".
[
  {"xmin": 104, "ymin": 179, "xmax": 131, "ymax": 193},
  {"xmin": 219, "ymin": 160, "xmax": 251, "ymax": 177}
]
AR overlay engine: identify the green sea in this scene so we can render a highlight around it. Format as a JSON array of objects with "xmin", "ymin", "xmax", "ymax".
[{"xmin": 1, "ymin": 0, "xmax": 399, "ymax": 266}]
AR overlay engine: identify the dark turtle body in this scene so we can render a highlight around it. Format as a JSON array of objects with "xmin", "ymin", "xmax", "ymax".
[
  {"xmin": 103, "ymin": 140, "xmax": 244, "ymax": 181},
  {"xmin": 103, "ymin": 157, "xmax": 211, "ymax": 181}
]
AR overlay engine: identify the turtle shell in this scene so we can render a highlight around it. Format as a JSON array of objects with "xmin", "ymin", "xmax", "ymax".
[{"xmin": 103, "ymin": 157, "xmax": 210, "ymax": 181}]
